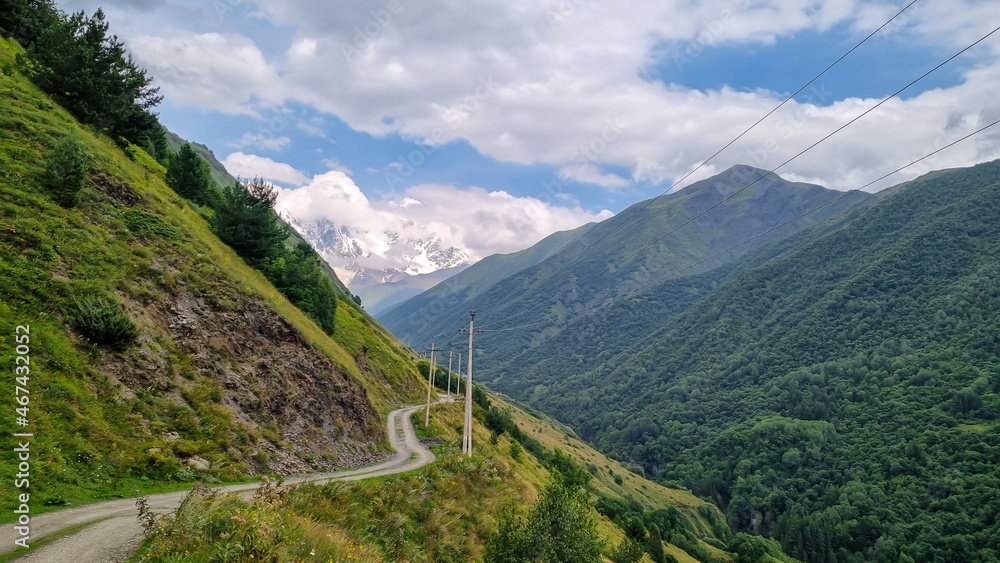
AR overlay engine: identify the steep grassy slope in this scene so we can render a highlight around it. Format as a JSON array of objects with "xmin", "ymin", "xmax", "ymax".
[
  {"xmin": 507, "ymin": 161, "xmax": 1000, "ymax": 562},
  {"xmin": 382, "ymin": 166, "xmax": 870, "ymax": 374},
  {"xmin": 0, "ymin": 36, "xmax": 424, "ymax": 510},
  {"xmin": 134, "ymin": 389, "xmax": 795, "ymax": 563}
]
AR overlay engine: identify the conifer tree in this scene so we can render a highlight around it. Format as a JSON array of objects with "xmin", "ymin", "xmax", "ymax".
[
  {"xmin": 166, "ymin": 144, "xmax": 213, "ymax": 205},
  {"xmin": 212, "ymin": 177, "xmax": 286, "ymax": 264}
]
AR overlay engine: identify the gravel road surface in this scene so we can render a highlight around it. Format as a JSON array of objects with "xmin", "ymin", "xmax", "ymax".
[{"xmin": 0, "ymin": 400, "xmax": 444, "ymax": 562}]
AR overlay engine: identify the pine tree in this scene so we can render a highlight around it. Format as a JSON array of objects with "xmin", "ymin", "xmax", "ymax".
[
  {"xmin": 212, "ymin": 177, "xmax": 287, "ymax": 264},
  {"xmin": 166, "ymin": 144, "xmax": 212, "ymax": 205},
  {"xmin": 646, "ymin": 523, "xmax": 665, "ymax": 563},
  {"xmin": 0, "ymin": 0, "xmax": 58, "ymax": 46},
  {"xmin": 42, "ymin": 136, "xmax": 89, "ymax": 207},
  {"xmin": 17, "ymin": 8, "xmax": 163, "ymax": 147}
]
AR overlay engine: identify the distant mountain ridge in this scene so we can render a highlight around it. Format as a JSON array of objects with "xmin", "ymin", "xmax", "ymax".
[
  {"xmin": 381, "ymin": 165, "xmax": 871, "ymax": 364},
  {"xmin": 278, "ymin": 213, "xmax": 477, "ymax": 311},
  {"xmin": 491, "ymin": 160, "xmax": 1000, "ymax": 562}
]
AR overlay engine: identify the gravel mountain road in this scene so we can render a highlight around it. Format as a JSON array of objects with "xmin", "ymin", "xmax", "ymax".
[{"xmin": 0, "ymin": 400, "xmax": 444, "ymax": 562}]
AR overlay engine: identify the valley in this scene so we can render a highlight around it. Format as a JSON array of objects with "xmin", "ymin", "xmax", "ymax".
[{"xmin": 3, "ymin": 1, "xmax": 1000, "ymax": 562}]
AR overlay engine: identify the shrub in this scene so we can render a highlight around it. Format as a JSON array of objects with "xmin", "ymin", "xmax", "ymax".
[
  {"xmin": 43, "ymin": 136, "xmax": 90, "ymax": 207},
  {"xmin": 509, "ymin": 440, "xmax": 522, "ymax": 462},
  {"xmin": 72, "ymin": 295, "xmax": 138, "ymax": 347},
  {"xmin": 484, "ymin": 470, "xmax": 605, "ymax": 563},
  {"xmin": 122, "ymin": 209, "xmax": 182, "ymax": 240},
  {"xmin": 609, "ymin": 537, "xmax": 645, "ymax": 563}
]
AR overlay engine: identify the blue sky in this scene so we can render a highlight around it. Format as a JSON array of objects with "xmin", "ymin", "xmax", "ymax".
[{"xmin": 61, "ymin": 0, "xmax": 1000, "ymax": 261}]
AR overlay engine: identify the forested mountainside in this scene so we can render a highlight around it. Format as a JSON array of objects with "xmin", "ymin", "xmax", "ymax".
[
  {"xmin": 382, "ymin": 165, "xmax": 871, "ymax": 374},
  {"xmin": 0, "ymin": 8, "xmax": 791, "ymax": 561},
  {"xmin": 492, "ymin": 161, "xmax": 1000, "ymax": 563}
]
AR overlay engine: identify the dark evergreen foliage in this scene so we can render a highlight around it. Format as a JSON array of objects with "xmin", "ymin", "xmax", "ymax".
[
  {"xmin": 15, "ymin": 7, "xmax": 164, "ymax": 148},
  {"xmin": 42, "ymin": 135, "xmax": 89, "ymax": 207},
  {"xmin": 72, "ymin": 295, "xmax": 138, "ymax": 349},
  {"xmin": 261, "ymin": 242, "xmax": 339, "ymax": 335},
  {"xmin": 497, "ymin": 161, "xmax": 1000, "ymax": 563},
  {"xmin": 212, "ymin": 177, "xmax": 287, "ymax": 264},
  {"xmin": 166, "ymin": 143, "xmax": 215, "ymax": 206},
  {"xmin": 0, "ymin": 0, "xmax": 58, "ymax": 46}
]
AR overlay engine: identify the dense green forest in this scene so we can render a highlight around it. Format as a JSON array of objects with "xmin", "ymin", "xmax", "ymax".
[{"xmin": 491, "ymin": 162, "xmax": 1000, "ymax": 562}]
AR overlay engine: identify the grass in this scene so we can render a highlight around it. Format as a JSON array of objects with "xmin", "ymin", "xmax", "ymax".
[
  {"xmin": 0, "ymin": 35, "xmax": 425, "ymax": 512},
  {"xmin": 132, "ymin": 396, "xmax": 742, "ymax": 561}
]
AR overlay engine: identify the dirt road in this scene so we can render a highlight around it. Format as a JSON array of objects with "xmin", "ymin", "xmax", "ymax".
[{"xmin": 0, "ymin": 401, "xmax": 443, "ymax": 562}]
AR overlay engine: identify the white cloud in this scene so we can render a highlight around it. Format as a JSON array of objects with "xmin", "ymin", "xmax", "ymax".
[
  {"xmin": 558, "ymin": 163, "xmax": 630, "ymax": 190},
  {"xmin": 274, "ymin": 171, "xmax": 613, "ymax": 260},
  {"xmin": 296, "ymin": 119, "xmax": 327, "ymax": 137},
  {"xmin": 232, "ymin": 132, "xmax": 291, "ymax": 151},
  {"xmin": 221, "ymin": 152, "xmax": 310, "ymax": 185},
  {"xmin": 82, "ymin": 0, "xmax": 1000, "ymax": 193},
  {"xmin": 321, "ymin": 158, "xmax": 353, "ymax": 175},
  {"xmin": 128, "ymin": 31, "xmax": 283, "ymax": 115}
]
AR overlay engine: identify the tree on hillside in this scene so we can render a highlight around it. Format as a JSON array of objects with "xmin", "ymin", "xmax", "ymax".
[
  {"xmin": 16, "ymin": 8, "xmax": 164, "ymax": 148},
  {"xmin": 0, "ymin": 0, "xmax": 58, "ymax": 46},
  {"xmin": 166, "ymin": 143, "xmax": 213, "ymax": 206},
  {"xmin": 646, "ymin": 523, "xmax": 665, "ymax": 563},
  {"xmin": 261, "ymin": 241, "xmax": 339, "ymax": 335},
  {"xmin": 42, "ymin": 135, "xmax": 89, "ymax": 207},
  {"xmin": 608, "ymin": 538, "xmax": 645, "ymax": 563},
  {"xmin": 484, "ymin": 470, "xmax": 605, "ymax": 562},
  {"xmin": 212, "ymin": 177, "xmax": 287, "ymax": 264}
]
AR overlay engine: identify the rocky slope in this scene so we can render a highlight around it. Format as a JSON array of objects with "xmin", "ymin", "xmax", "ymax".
[{"xmin": 0, "ymin": 35, "xmax": 425, "ymax": 509}]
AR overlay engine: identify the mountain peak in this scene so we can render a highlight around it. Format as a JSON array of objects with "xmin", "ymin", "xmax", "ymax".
[{"xmin": 279, "ymin": 213, "xmax": 477, "ymax": 306}]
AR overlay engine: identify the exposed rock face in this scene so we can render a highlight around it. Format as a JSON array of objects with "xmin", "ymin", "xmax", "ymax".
[{"xmin": 98, "ymin": 287, "xmax": 387, "ymax": 475}]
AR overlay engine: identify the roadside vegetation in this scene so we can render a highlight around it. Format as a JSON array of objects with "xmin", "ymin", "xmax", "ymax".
[
  {"xmin": 132, "ymin": 387, "xmax": 800, "ymax": 562},
  {"xmin": 0, "ymin": 8, "xmax": 424, "ymax": 513}
]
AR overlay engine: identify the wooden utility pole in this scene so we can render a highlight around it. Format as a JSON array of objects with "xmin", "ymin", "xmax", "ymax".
[
  {"xmin": 458, "ymin": 311, "xmax": 483, "ymax": 456},
  {"xmin": 424, "ymin": 340, "xmax": 442, "ymax": 426},
  {"xmin": 446, "ymin": 351, "xmax": 454, "ymax": 399}
]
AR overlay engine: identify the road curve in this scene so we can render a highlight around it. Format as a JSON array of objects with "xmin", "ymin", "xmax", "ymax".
[{"xmin": 0, "ymin": 400, "xmax": 445, "ymax": 562}]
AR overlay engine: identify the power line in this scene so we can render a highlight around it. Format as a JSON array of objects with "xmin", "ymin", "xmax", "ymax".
[
  {"xmin": 476, "ymin": 10, "xmax": 996, "ymax": 334},
  {"xmin": 631, "ymin": 116, "xmax": 1000, "ymax": 294},
  {"xmin": 470, "ymin": 1, "xmax": 921, "ymax": 334},
  {"xmin": 553, "ymin": 0, "xmax": 921, "ymax": 269},
  {"xmin": 436, "ymin": 16, "xmax": 998, "ymax": 338},
  {"xmin": 598, "ymin": 23, "xmax": 1000, "ymax": 279},
  {"xmin": 473, "ymin": 116, "xmax": 1000, "ymax": 336}
]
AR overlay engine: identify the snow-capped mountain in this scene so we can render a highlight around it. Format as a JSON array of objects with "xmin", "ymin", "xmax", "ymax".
[{"xmin": 279, "ymin": 213, "xmax": 476, "ymax": 311}]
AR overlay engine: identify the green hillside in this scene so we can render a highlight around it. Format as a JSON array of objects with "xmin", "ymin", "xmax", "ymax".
[
  {"xmin": 484, "ymin": 186, "xmax": 880, "ymax": 402},
  {"xmin": 501, "ymin": 161, "xmax": 1000, "ymax": 562},
  {"xmin": 0, "ymin": 21, "xmax": 784, "ymax": 563},
  {"xmin": 382, "ymin": 166, "xmax": 870, "ymax": 373},
  {"xmin": 131, "ymin": 383, "xmax": 794, "ymax": 563},
  {"xmin": 0, "ymin": 34, "xmax": 425, "ymax": 510}
]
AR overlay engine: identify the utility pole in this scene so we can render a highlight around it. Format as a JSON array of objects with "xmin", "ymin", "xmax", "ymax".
[
  {"xmin": 458, "ymin": 311, "xmax": 483, "ymax": 456},
  {"xmin": 424, "ymin": 340, "xmax": 442, "ymax": 426},
  {"xmin": 446, "ymin": 351, "xmax": 454, "ymax": 399}
]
